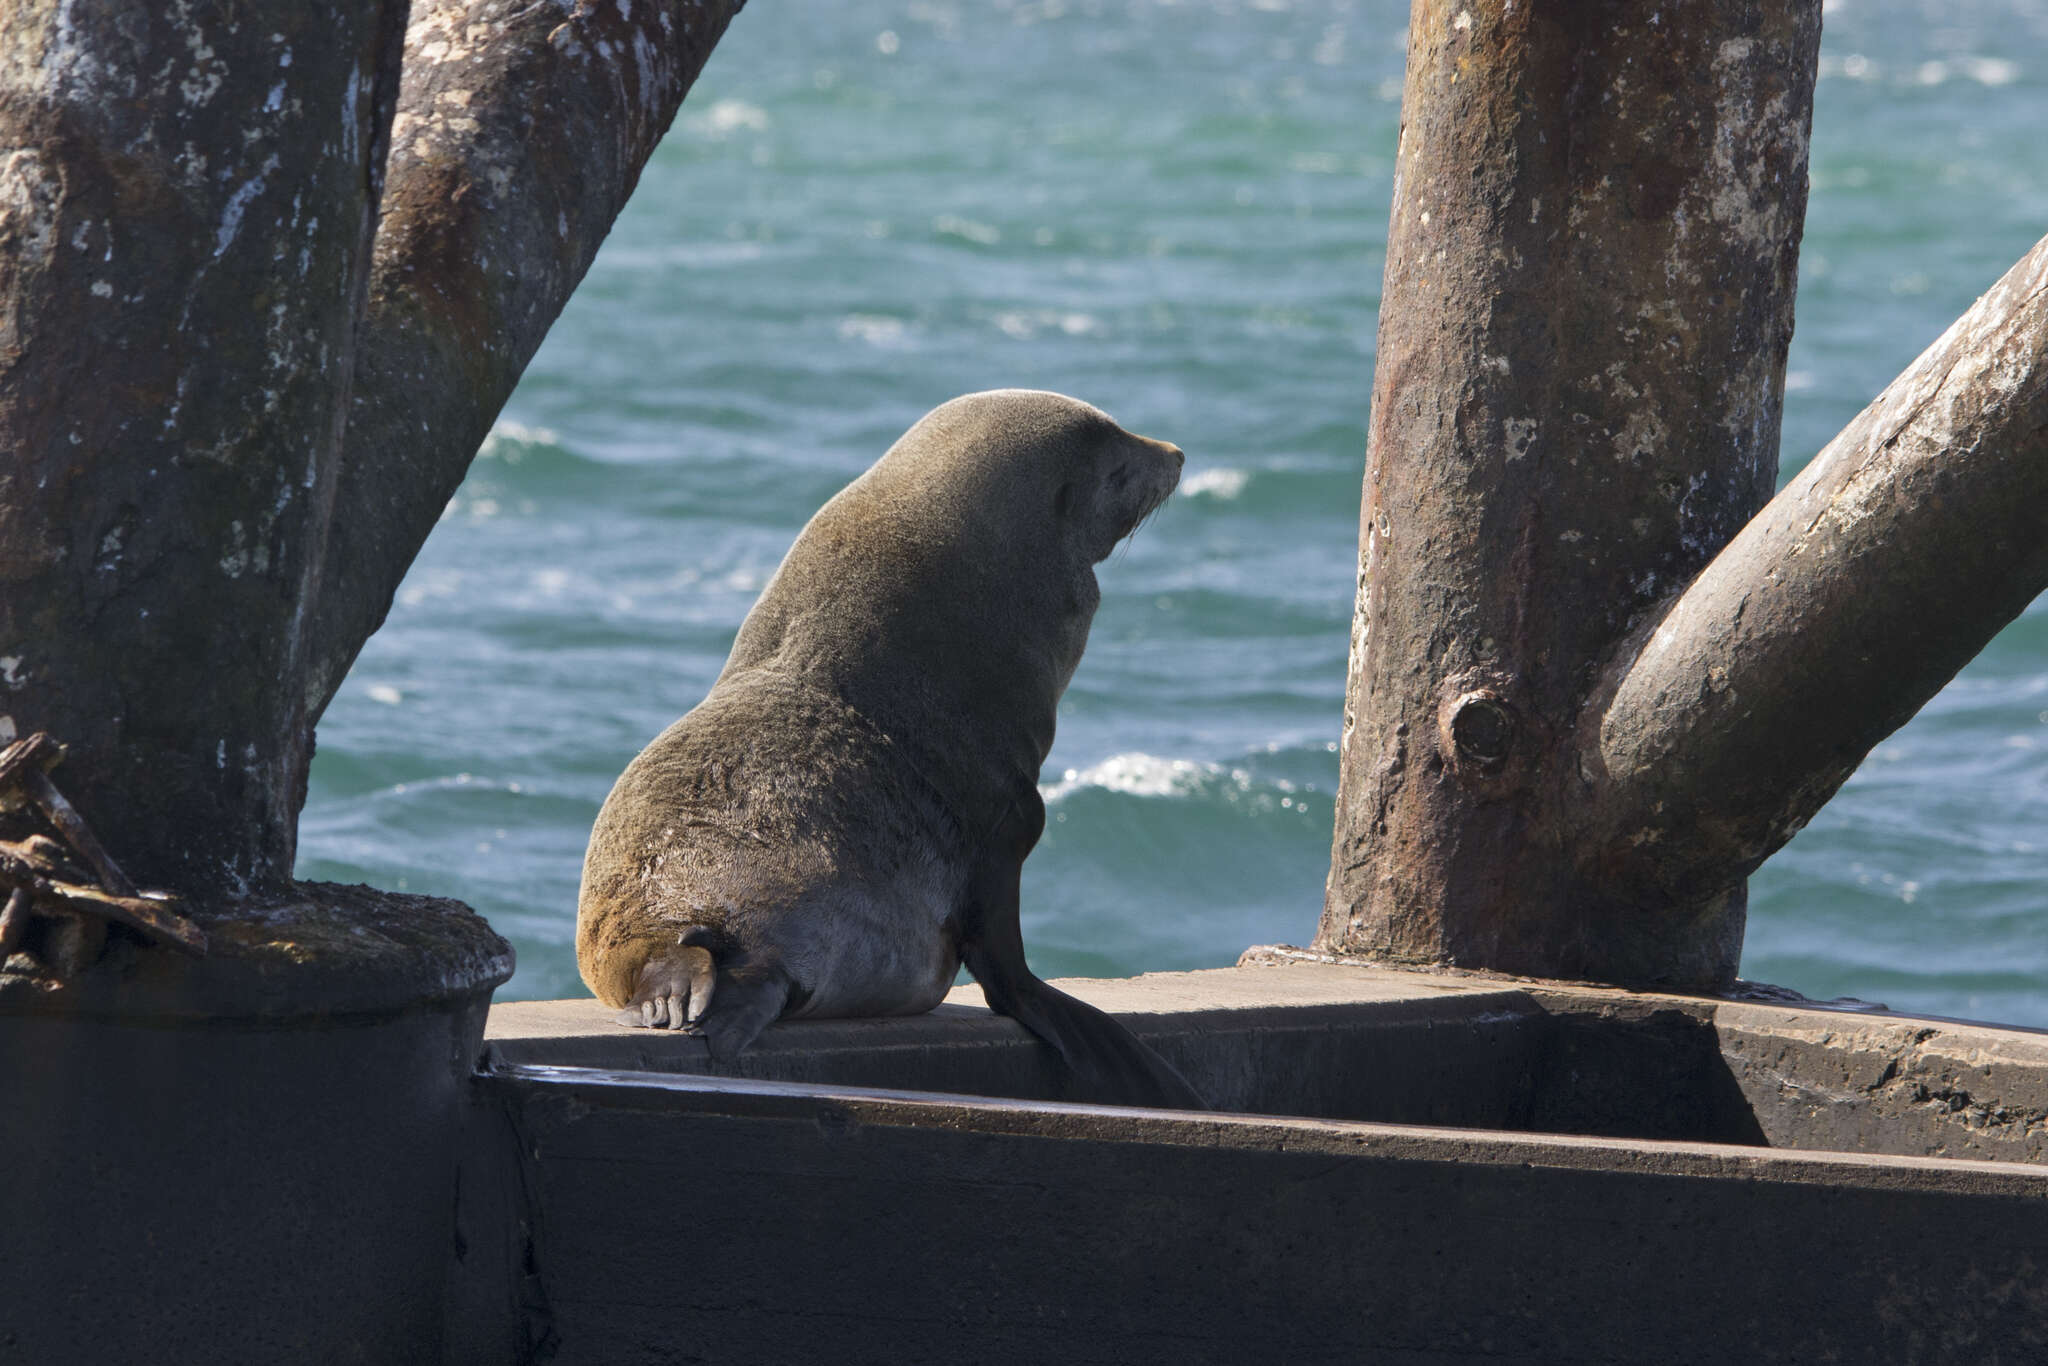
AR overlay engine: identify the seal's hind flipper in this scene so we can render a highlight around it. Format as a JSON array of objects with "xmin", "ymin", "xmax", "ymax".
[
  {"xmin": 615, "ymin": 941, "xmax": 718, "ymax": 1030},
  {"xmin": 697, "ymin": 956, "xmax": 794, "ymax": 1063},
  {"xmin": 614, "ymin": 927, "xmax": 791, "ymax": 1063},
  {"xmin": 959, "ymin": 796, "xmax": 1206, "ymax": 1110}
]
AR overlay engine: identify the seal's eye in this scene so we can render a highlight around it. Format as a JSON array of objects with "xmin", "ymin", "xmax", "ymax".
[{"xmin": 1053, "ymin": 481, "xmax": 1077, "ymax": 518}]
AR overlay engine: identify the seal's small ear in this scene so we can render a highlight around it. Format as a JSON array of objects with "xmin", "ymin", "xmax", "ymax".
[{"xmin": 1053, "ymin": 481, "xmax": 1077, "ymax": 518}]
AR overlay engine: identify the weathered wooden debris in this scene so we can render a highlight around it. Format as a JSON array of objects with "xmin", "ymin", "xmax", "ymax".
[{"xmin": 0, "ymin": 734, "xmax": 205, "ymax": 961}]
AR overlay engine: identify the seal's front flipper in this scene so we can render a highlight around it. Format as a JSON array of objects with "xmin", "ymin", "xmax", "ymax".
[
  {"xmin": 959, "ymin": 797, "xmax": 1206, "ymax": 1110},
  {"xmin": 616, "ymin": 940, "xmax": 718, "ymax": 1030},
  {"xmin": 965, "ymin": 944, "xmax": 1206, "ymax": 1110}
]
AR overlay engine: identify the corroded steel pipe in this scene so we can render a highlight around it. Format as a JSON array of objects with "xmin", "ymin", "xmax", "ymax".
[
  {"xmin": 0, "ymin": 1, "xmax": 405, "ymax": 894},
  {"xmin": 1319, "ymin": 0, "xmax": 1822, "ymax": 985},
  {"xmin": 307, "ymin": 0, "xmax": 747, "ymax": 719},
  {"xmin": 1584, "ymin": 234, "xmax": 2048, "ymax": 913}
]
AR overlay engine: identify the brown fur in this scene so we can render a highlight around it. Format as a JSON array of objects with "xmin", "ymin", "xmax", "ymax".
[{"xmin": 575, "ymin": 390, "xmax": 1200, "ymax": 1106}]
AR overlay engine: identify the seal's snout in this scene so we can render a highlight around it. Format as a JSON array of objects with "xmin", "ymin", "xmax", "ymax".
[{"xmin": 1141, "ymin": 436, "xmax": 1184, "ymax": 469}]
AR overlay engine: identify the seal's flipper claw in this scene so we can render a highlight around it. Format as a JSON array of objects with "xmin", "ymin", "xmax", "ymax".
[
  {"xmin": 686, "ymin": 951, "xmax": 716, "ymax": 1023},
  {"xmin": 615, "ymin": 942, "xmax": 720, "ymax": 1031}
]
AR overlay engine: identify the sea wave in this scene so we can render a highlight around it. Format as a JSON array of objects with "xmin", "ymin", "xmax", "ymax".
[
  {"xmin": 686, "ymin": 98, "xmax": 770, "ymax": 136},
  {"xmin": 300, "ymin": 0, "xmax": 2048, "ymax": 1025},
  {"xmin": 476, "ymin": 420, "xmax": 562, "ymax": 461},
  {"xmin": 1178, "ymin": 467, "xmax": 1250, "ymax": 499},
  {"xmin": 1041, "ymin": 752, "xmax": 1219, "ymax": 802},
  {"xmin": 1039, "ymin": 750, "xmax": 1321, "ymax": 817}
]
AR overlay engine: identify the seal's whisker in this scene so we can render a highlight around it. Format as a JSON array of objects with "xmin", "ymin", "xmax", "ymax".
[{"xmin": 1117, "ymin": 501, "xmax": 1166, "ymax": 557}]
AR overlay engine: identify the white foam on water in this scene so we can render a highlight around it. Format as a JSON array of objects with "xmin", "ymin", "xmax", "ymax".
[
  {"xmin": 838, "ymin": 314, "xmax": 910, "ymax": 346},
  {"xmin": 1965, "ymin": 57, "xmax": 2021, "ymax": 86},
  {"xmin": 689, "ymin": 98, "xmax": 769, "ymax": 136},
  {"xmin": 480, "ymin": 420, "xmax": 561, "ymax": 460},
  {"xmin": 988, "ymin": 308, "xmax": 1098, "ymax": 341},
  {"xmin": 1179, "ymin": 467, "xmax": 1250, "ymax": 500},
  {"xmin": 933, "ymin": 213, "xmax": 1001, "ymax": 245},
  {"xmin": 1040, "ymin": 753, "xmax": 1215, "ymax": 803}
]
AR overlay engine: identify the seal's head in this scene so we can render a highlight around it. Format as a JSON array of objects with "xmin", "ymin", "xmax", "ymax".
[
  {"xmin": 852, "ymin": 389, "xmax": 1184, "ymax": 705},
  {"xmin": 877, "ymin": 388, "xmax": 1184, "ymax": 573}
]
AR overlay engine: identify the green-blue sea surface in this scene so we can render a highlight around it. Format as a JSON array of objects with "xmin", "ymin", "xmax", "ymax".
[{"xmin": 302, "ymin": 0, "xmax": 2048, "ymax": 1026}]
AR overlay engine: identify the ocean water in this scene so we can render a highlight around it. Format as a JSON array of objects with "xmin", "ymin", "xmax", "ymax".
[{"xmin": 301, "ymin": 0, "xmax": 2048, "ymax": 1027}]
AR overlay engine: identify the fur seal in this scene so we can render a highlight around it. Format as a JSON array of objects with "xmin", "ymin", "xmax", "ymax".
[{"xmin": 576, "ymin": 389, "xmax": 1200, "ymax": 1108}]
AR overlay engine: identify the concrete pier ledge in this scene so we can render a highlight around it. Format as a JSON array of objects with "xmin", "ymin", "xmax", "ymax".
[
  {"xmin": 484, "ymin": 956, "xmax": 2048, "ymax": 1162},
  {"xmin": 459, "ymin": 958, "xmax": 2048, "ymax": 1363}
]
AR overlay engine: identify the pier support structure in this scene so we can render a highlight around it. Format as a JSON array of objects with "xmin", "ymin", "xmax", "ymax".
[
  {"xmin": 1321, "ymin": 0, "xmax": 2048, "ymax": 988},
  {"xmin": 0, "ymin": 2, "xmax": 738, "ymax": 1354}
]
